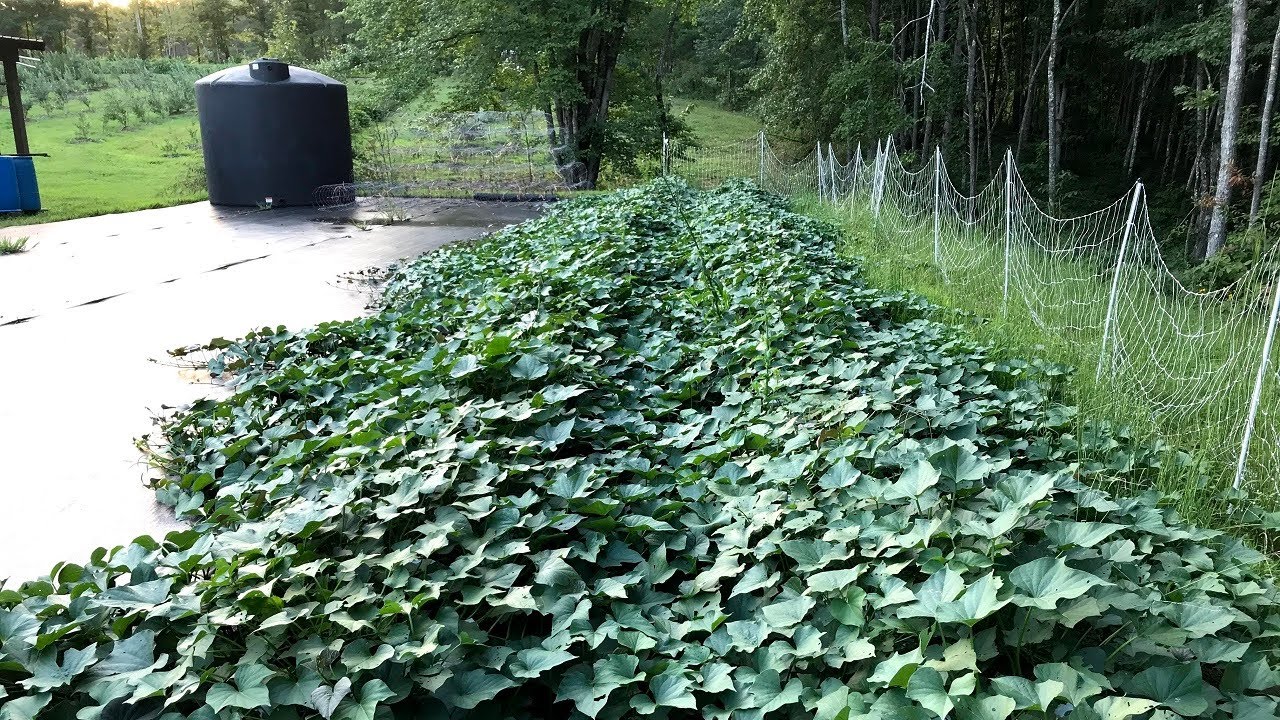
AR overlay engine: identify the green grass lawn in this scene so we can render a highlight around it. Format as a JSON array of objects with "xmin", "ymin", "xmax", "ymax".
[
  {"xmin": 671, "ymin": 96, "xmax": 761, "ymax": 145},
  {"xmin": 0, "ymin": 104, "xmax": 205, "ymax": 228}
]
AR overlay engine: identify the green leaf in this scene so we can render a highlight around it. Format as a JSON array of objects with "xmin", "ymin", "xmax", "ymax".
[
  {"xmin": 1165, "ymin": 602, "xmax": 1234, "ymax": 638},
  {"xmin": 1035, "ymin": 663, "xmax": 1109, "ymax": 706},
  {"xmin": 649, "ymin": 671, "xmax": 697, "ymax": 710},
  {"xmin": 731, "ymin": 564, "xmax": 779, "ymax": 597},
  {"xmin": 930, "ymin": 445, "xmax": 991, "ymax": 483},
  {"xmin": 594, "ymin": 655, "xmax": 643, "ymax": 692},
  {"xmin": 342, "ymin": 641, "xmax": 394, "ymax": 672},
  {"xmin": 816, "ymin": 685, "xmax": 852, "ymax": 720},
  {"xmin": 885, "ymin": 459, "xmax": 940, "ymax": 502},
  {"xmin": 726, "ymin": 619, "xmax": 768, "ymax": 652},
  {"xmin": 699, "ymin": 663, "xmax": 735, "ymax": 694},
  {"xmin": 761, "ymin": 595, "xmax": 814, "ymax": 628},
  {"xmin": 334, "ymin": 679, "xmax": 396, "ymax": 720},
  {"xmin": 437, "ymin": 669, "xmax": 517, "ymax": 710},
  {"xmin": 924, "ymin": 639, "xmax": 977, "ymax": 673},
  {"xmin": 450, "ymin": 354, "xmax": 480, "ymax": 378},
  {"xmin": 311, "ymin": 677, "xmax": 352, "ymax": 720},
  {"xmin": 1232, "ymin": 696, "xmax": 1280, "ymax": 720},
  {"xmin": 206, "ymin": 664, "xmax": 274, "ymax": 712},
  {"xmin": 819, "ymin": 459, "xmax": 860, "ymax": 489},
  {"xmin": 511, "ymin": 354, "xmax": 549, "ymax": 379},
  {"xmin": 535, "ymin": 418, "xmax": 575, "ymax": 448},
  {"xmin": 807, "ymin": 568, "xmax": 860, "ymax": 593},
  {"xmin": 1010, "ymin": 557, "xmax": 1108, "ymax": 610},
  {"xmin": 831, "ymin": 587, "xmax": 867, "ymax": 626},
  {"xmin": 510, "ymin": 648, "xmax": 577, "ymax": 678},
  {"xmin": 0, "ymin": 693, "xmax": 50, "ymax": 720},
  {"xmin": 20, "ymin": 643, "xmax": 98, "ymax": 691},
  {"xmin": 1045, "ymin": 521, "xmax": 1124, "ymax": 549},
  {"xmin": 98, "ymin": 579, "xmax": 173, "ymax": 609},
  {"xmin": 869, "ymin": 649, "xmax": 923, "ymax": 688},
  {"xmin": 0, "ymin": 608, "xmax": 39, "ymax": 648},
  {"xmin": 750, "ymin": 669, "xmax": 803, "ymax": 712},
  {"xmin": 989, "ymin": 676, "xmax": 1063, "ymax": 711},
  {"xmin": 1093, "ymin": 696, "xmax": 1160, "ymax": 720},
  {"xmin": 906, "ymin": 667, "xmax": 954, "ymax": 718},
  {"xmin": 935, "ymin": 572, "xmax": 1009, "ymax": 626},
  {"xmin": 952, "ymin": 694, "xmax": 1016, "ymax": 720},
  {"xmin": 1126, "ymin": 663, "xmax": 1208, "ymax": 716},
  {"xmin": 900, "ymin": 568, "xmax": 963, "ymax": 619}
]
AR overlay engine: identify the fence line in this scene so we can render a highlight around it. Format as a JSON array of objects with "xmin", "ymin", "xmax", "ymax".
[{"xmin": 668, "ymin": 133, "xmax": 1280, "ymax": 509}]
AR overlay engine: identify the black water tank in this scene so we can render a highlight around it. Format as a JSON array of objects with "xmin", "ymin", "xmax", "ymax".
[{"xmin": 196, "ymin": 59, "xmax": 353, "ymax": 207}]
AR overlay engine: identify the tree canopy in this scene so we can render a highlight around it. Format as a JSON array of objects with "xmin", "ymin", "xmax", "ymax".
[{"xmin": 5, "ymin": 0, "xmax": 1280, "ymax": 265}]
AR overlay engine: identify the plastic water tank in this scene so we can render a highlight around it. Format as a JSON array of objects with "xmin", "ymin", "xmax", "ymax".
[
  {"xmin": 0, "ymin": 158, "xmax": 19, "ymax": 213},
  {"xmin": 13, "ymin": 156, "xmax": 40, "ymax": 213},
  {"xmin": 195, "ymin": 59, "xmax": 353, "ymax": 207}
]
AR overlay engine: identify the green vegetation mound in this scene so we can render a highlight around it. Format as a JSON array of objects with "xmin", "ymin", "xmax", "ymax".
[{"xmin": 2, "ymin": 181, "xmax": 1278, "ymax": 719}]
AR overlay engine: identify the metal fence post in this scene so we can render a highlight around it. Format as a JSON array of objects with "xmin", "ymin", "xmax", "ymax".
[
  {"xmin": 1235, "ymin": 279, "xmax": 1280, "ymax": 490},
  {"xmin": 853, "ymin": 143, "xmax": 863, "ymax": 197},
  {"xmin": 933, "ymin": 148, "xmax": 942, "ymax": 266},
  {"xmin": 661, "ymin": 134, "xmax": 670, "ymax": 177},
  {"xmin": 872, "ymin": 140, "xmax": 885, "ymax": 218},
  {"xmin": 816, "ymin": 142, "xmax": 825, "ymax": 197},
  {"xmin": 1003, "ymin": 148, "xmax": 1014, "ymax": 312},
  {"xmin": 1096, "ymin": 182, "xmax": 1144, "ymax": 382},
  {"xmin": 828, "ymin": 143, "xmax": 838, "ymax": 202},
  {"xmin": 758, "ymin": 130, "xmax": 766, "ymax": 188}
]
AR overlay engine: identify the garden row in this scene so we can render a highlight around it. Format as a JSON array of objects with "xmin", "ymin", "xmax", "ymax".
[{"xmin": 0, "ymin": 181, "xmax": 1277, "ymax": 719}]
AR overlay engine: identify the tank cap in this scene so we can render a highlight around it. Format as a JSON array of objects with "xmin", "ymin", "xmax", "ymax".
[{"xmin": 249, "ymin": 58, "xmax": 290, "ymax": 82}]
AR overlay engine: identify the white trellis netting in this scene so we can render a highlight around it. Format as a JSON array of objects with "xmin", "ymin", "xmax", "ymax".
[
  {"xmin": 667, "ymin": 133, "xmax": 1280, "ymax": 504},
  {"xmin": 315, "ymin": 111, "xmax": 590, "ymax": 211}
]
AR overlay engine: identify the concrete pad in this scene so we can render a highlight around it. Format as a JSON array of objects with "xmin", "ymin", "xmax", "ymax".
[{"xmin": 0, "ymin": 198, "xmax": 542, "ymax": 582}]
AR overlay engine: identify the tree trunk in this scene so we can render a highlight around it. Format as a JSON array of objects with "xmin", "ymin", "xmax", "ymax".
[
  {"xmin": 965, "ymin": 1, "xmax": 978, "ymax": 196},
  {"xmin": 1047, "ymin": 0, "xmax": 1062, "ymax": 205},
  {"xmin": 840, "ymin": 0, "xmax": 849, "ymax": 47},
  {"xmin": 1016, "ymin": 35, "xmax": 1049, "ymax": 159},
  {"xmin": 942, "ymin": 0, "xmax": 963, "ymax": 148},
  {"xmin": 869, "ymin": 0, "xmax": 881, "ymax": 40},
  {"xmin": 555, "ymin": 0, "xmax": 634, "ymax": 189},
  {"xmin": 1251, "ymin": 12, "xmax": 1280, "ymax": 227},
  {"xmin": 1124, "ymin": 63, "xmax": 1153, "ymax": 177},
  {"xmin": 1206, "ymin": 0, "xmax": 1249, "ymax": 258},
  {"xmin": 981, "ymin": 33, "xmax": 994, "ymax": 175},
  {"xmin": 1191, "ymin": 61, "xmax": 1217, "ymax": 259}
]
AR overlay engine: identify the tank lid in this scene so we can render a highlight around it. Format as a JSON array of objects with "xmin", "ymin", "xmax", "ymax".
[
  {"xmin": 249, "ymin": 58, "xmax": 289, "ymax": 82},
  {"xmin": 196, "ymin": 61, "xmax": 344, "ymax": 87}
]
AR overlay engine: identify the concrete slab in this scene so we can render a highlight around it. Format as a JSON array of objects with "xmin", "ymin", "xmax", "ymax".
[{"xmin": 0, "ymin": 198, "xmax": 542, "ymax": 583}]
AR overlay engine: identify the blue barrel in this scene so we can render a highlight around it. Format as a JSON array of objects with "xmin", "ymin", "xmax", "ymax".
[
  {"xmin": 13, "ymin": 157, "xmax": 40, "ymax": 213},
  {"xmin": 0, "ymin": 158, "xmax": 19, "ymax": 213}
]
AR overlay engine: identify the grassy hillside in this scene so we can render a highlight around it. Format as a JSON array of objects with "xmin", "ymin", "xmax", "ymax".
[
  {"xmin": 672, "ymin": 96, "xmax": 761, "ymax": 144},
  {"xmin": 0, "ymin": 55, "xmax": 216, "ymax": 228},
  {"xmin": 0, "ymin": 107, "xmax": 205, "ymax": 227}
]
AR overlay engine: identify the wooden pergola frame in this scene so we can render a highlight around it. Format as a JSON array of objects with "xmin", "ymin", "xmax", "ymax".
[{"xmin": 0, "ymin": 35, "xmax": 46, "ymax": 156}]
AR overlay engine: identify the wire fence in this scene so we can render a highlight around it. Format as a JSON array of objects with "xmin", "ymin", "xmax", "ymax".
[
  {"xmin": 319, "ymin": 114, "xmax": 1280, "ymax": 509},
  {"xmin": 726, "ymin": 135, "xmax": 1280, "ymax": 512}
]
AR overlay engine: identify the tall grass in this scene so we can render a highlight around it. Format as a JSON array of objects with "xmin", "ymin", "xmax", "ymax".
[{"xmin": 803, "ymin": 198, "xmax": 1280, "ymax": 547}]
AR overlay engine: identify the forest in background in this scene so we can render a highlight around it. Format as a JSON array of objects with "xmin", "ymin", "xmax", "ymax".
[{"xmin": 3, "ymin": 0, "xmax": 1280, "ymax": 285}]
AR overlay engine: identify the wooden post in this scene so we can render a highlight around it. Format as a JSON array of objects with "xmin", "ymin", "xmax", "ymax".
[
  {"xmin": 4, "ymin": 51, "xmax": 28, "ymax": 156},
  {"xmin": 0, "ymin": 37, "xmax": 48, "ymax": 157}
]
